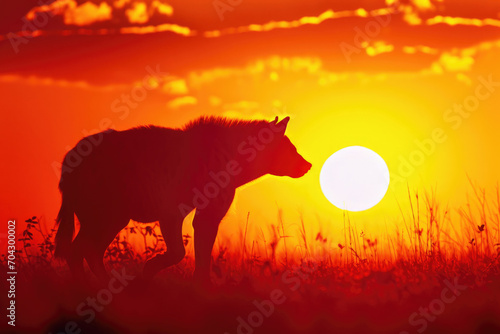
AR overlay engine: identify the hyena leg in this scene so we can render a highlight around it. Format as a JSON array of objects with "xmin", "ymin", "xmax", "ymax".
[
  {"xmin": 68, "ymin": 232, "xmax": 86, "ymax": 280},
  {"xmin": 192, "ymin": 195, "xmax": 234, "ymax": 282},
  {"xmin": 143, "ymin": 215, "xmax": 185, "ymax": 278},
  {"xmin": 192, "ymin": 219, "xmax": 220, "ymax": 282},
  {"xmin": 82, "ymin": 216, "xmax": 129, "ymax": 283}
]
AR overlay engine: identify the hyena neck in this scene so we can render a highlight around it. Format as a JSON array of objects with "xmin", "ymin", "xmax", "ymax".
[
  {"xmin": 233, "ymin": 169, "xmax": 268, "ymax": 188},
  {"xmin": 224, "ymin": 130, "xmax": 271, "ymax": 188},
  {"xmin": 201, "ymin": 133, "xmax": 268, "ymax": 189}
]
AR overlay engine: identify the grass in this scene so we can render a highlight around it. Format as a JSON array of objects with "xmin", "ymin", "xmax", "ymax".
[{"xmin": 2, "ymin": 183, "xmax": 500, "ymax": 333}]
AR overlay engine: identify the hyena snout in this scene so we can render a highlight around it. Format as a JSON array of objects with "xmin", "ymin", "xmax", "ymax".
[
  {"xmin": 293, "ymin": 155, "xmax": 312, "ymax": 178},
  {"xmin": 275, "ymin": 152, "xmax": 312, "ymax": 178},
  {"xmin": 271, "ymin": 135, "xmax": 312, "ymax": 178}
]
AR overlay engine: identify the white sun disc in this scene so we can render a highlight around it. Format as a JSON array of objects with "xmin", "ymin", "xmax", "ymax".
[{"xmin": 320, "ymin": 146, "xmax": 390, "ymax": 212}]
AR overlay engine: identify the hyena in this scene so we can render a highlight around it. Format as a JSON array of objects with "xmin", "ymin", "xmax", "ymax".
[{"xmin": 54, "ymin": 116, "xmax": 311, "ymax": 282}]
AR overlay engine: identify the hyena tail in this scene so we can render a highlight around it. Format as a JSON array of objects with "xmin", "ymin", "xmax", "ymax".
[{"xmin": 54, "ymin": 192, "xmax": 75, "ymax": 259}]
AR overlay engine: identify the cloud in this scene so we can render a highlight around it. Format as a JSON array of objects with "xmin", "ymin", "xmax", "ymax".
[
  {"xmin": 0, "ymin": 74, "xmax": 127, "ymax": 91},
  {"xmin": 455, "ymin": 73, "xmax": 472, "ymax": 86},
  {"xmin": 426, "ymin": 15, "xmax": 500, "ymax": 28},
  {"xmin": 203, "ymin": 6, "xmax": 399, "ymax": 38},
  {"xmin": 208, "ymin": 96, "xmax": 221, "ymax": 107},
  {"xmin": 401, "ymin": 4, "xmax": 423, "ymax": 25},
  {"xmin": 437, "ymin": 53, "xmax": 475, "ymax": 72},
  {"xmin": 152, "ymin": 0, "xmax": 173, "ymax": 16},
  {"xmin": 25, "ymin": 0, "xmax": 173, "ymax": 27},
  {"xmin": 125, "ymin": 2, "xmax": 148, "ymax": 24},
  {"xmin": 26, "ymin": 0, "xmax": 113, "ymax": 26},
  {"xmin": 124, "ymin": 1, "xmax": 172, "ymax": 24},
  {"xmin": 365, "ymin": 41, "xmax": 395, "ymax": 57},
  {"xmin": 187, "ymin": 56, "xmax": 323, "ymax": 89},
  {"xmin": 163, "ymin": 78, "xmax": 188, "ymax": 95},
  {"xmin": 167, "ymin": 96, "xmax": 197, "ymax": 109},
  {"xmin": 223, "ymin": 101, "xmax": 260, "ymax": 112},
  {"xmin": 411, "ymin": 0, "xmax": 434, "ymax": 11},
  {"xmin": 113, "ymin": 0, "xmax": 131, "ymax": 9},
  {"xmin": 7, "ymin": 0, "xmax": 499, "ymax": 47},
  {"xmin": 402, "ymin": 45, "xmax": 439, "ymax": 55},
  {"xmin": 25, "ymin": 0, "xmax": 66, "ymax": 21},
  {"xmin": 64, "ymin": 1, "xmax": 113, "ymax": 26}
]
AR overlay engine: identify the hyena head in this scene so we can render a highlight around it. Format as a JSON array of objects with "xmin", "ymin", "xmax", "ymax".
[{"xmin": 254, "ymin": 116, "xmax": 312, "ymax": 178}]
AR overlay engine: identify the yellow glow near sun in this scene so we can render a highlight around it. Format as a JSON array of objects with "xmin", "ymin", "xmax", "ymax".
[{"xmin": 320, "ymin": 146, "xmax": 390, "ymax": 212}]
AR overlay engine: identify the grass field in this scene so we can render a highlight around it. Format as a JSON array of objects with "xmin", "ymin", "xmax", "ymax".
[{"xmin": 2, "ymin": 184, "xmax": 500, "ymax": 334}]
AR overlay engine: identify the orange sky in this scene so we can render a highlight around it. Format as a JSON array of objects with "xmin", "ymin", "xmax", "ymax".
[{"xmin": 1, "ymin": 0, "xmax": 500, "ymax": 252}]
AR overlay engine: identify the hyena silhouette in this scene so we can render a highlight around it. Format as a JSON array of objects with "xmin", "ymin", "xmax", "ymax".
[{"xmin": 54, "ymin": 116, "xmax": 311, "ymax": 282}]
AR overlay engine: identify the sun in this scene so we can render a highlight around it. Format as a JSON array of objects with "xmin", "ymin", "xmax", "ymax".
[{"xmin": 319, "ymin": 146, "xmax": 390, "ymax": 212}]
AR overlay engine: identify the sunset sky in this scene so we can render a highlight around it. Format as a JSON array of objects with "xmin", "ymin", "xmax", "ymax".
[{"xmin": 1, "ymin": 0, "xmax": 500, "ymax": 251}]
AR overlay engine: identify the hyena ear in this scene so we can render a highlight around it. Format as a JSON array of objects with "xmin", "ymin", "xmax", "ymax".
[
  {"xmin": 277, "ymin": 116, "xmax": 290, "ymax": 130},
  {"xmin": 270, "ymin": 116, "xmax": 289, "ymax": 135},
  {"xmin": 271, "ymin": 116, "xmax": 290, "ymax": 136}
]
